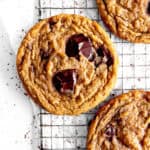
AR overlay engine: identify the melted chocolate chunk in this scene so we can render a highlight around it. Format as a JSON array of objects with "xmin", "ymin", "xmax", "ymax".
[
  {"xmin": 66, "ymin": 34, "xmax": 94, "ymax": 60},
  {"xmin": 52, "ymin": 69, "xmax": 77, "ymax": 94},
  {"xmin": 147, "ymin": 2, "xmax": 150, "ymax": 15},
  {"xmin": 79, "ymin": 41, "xmax": 94, "ymax": 61},
  {"xmin": 66, "ymin": 35, "xmax": 79, "ymax": 59},
  {"xmin": 105, "ymin": 125, "xmax": 115, "ymax": 141},
  {"xmin": 95, "ymin": 46, "xmax": 113, "ymax": 67}
]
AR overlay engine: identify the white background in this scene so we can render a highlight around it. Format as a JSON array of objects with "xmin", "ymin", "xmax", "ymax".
[{"xmin": 0, "ymin": 0, "xmax": 39, "ymax": 149}]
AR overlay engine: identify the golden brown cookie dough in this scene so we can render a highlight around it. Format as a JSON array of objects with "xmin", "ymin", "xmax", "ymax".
[
  {"xmin": 97, "ymin": 0, "xmax": 150, "ymax": 43},
  {"xmin": 87, "ymin": 90, "xmax": 150, "ymax": 149},
  {"xmin": 16, "ymin": 14, "xmax": 118, "ymax": 115}
]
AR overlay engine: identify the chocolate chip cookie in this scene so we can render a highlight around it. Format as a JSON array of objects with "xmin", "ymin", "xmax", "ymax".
[
  {"xmin": 97, "ymin": 0, "xmax": 150, "ymax": 43},
  {"xmin": 87, "ymin": 90, "xmax": 150, "ymax": 149},
  {"xmin": 16, "ymin": 14, "xmax": 118, "ymax": 115}
]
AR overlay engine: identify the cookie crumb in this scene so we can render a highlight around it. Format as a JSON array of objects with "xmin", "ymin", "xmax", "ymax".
[{"xmin": 24, "ymin": 93, "xmax": 28, "ymax": 96}]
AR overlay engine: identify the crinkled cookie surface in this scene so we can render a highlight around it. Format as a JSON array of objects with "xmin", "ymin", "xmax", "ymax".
[
  {"xmin": 97, "ymin": 0, "xmax": 150, "ymax": 43},
  {"xmin": 16, "ymin": 14, "xmax": 118, "ymax": 115},
  {"xmin": 87, "ymin": 90, "xmax": 150, "ymax": 150}
]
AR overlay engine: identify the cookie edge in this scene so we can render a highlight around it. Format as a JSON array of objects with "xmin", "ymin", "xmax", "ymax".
[
  {"xmin": 16, "ymin": 14, "xmax": 119, "ymax": 115},
  {"xmin": 87, "ymin": 90, "xmax": 150, "ymax": 149},
  {"xmin": 96, "ymin": 0, "xmax": 150, "ymax": 43}
]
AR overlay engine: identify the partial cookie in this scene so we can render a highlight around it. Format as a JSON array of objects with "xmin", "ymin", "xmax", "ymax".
[
  {"xmin": 87, "ymin": 90, "xmax": 150, "ymax": 149},
  {"xmin": 97, "ymin": 0, "xmax": 150, "ymax": 43},
  {"xmin": 16, "ymin": 14, "xmax": 118, "ymax": 115}
]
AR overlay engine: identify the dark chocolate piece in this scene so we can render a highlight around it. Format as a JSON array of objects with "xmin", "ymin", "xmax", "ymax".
[
  {"xmin": 105, "ymin": 125, "xmax": 115, "ymax": 141},
  {"xmin": 147, "ymin": 2, "xmax": 150, "ymax": 15},
  {"xmin": 95, "ymin": 45, "xmax": 113, "ymax": 67},
  {"xmin": 52, "ymin": 69, "xmax": 77, "ymax": 94},
  {"xmin": 66, "ymin": 34, "xmax": 94, "ymax": 60}
]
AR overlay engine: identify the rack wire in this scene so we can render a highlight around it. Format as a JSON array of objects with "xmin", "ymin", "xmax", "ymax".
[{"xmin": 37, "ymin": 0, "xmax": 150, "ymax": 149}]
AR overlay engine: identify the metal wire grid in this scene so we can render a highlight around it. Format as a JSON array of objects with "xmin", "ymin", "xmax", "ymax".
[{"xmin": 37, "ymin": 0, "xmax": 150, "ymax": 149}]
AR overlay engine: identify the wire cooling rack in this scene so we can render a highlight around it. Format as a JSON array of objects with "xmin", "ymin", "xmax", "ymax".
[{"xmin": 37, "ymin": 0, "xmax": 150, "ymax": 149}]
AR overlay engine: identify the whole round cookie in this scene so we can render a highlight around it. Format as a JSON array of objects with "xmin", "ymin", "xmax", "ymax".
[
  {"xmin": 87, "ymin": 90, "xmax": 150, "ymax": 149},
  {"xmin": 16, "ymin": 14, "xmax": 118, "ymax": 115},
  {"xmin": 97, "ymin": 0, "xmax": 150, "ymax": 43}
]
